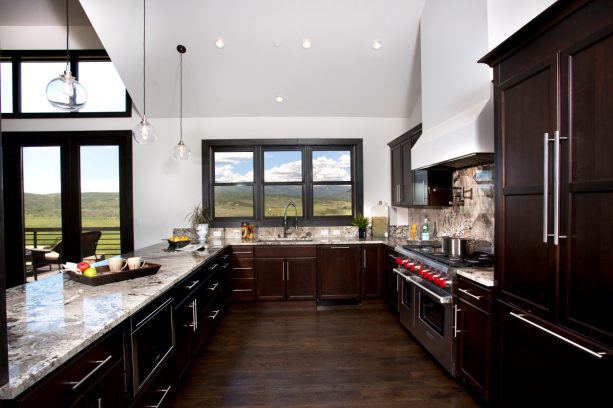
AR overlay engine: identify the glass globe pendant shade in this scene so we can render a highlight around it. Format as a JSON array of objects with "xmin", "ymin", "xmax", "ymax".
[
  {"xmin": 46, "ymin": 69, "xmax": 87, "ymax": 111},
  {"xmin": 173, "ymin": 140, "xmax": 190, "ymax": 160},
  {"xmin": 133, "ymin": 115, "xmax": 157, "ymax": 144}
]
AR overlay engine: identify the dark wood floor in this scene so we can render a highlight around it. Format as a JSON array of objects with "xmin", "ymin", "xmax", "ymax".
[{"xmin": 169, "ymin": 302, "xmax": 484, "ymax": 408}]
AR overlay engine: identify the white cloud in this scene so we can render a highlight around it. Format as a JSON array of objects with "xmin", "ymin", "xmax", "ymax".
[
  {"xmin": 313, "ymin": 153, "xmax": 351, "ymax": 181},
  {"xmin": 265, "ymin": 160, "xmax": 302, "ymax": 182},
  {"xmin": 215, "ymin": 152, "xmax": 253, "ymax": 165},
  {"xmin": 215, "ymin": 164, "xmax": 253, "ymax": 182}
]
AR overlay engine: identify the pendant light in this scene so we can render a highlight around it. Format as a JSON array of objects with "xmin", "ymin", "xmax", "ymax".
[
  {"xmin": 46, "ymin": 0, "xmax": 87, "ymax": 111},
  {"xmin": 173, "ymin": 45, "xmax": 190, "ymax": 160},
  {"xmin": 133, "ymin": 0, "xmax": 156, "ymax": 144}
]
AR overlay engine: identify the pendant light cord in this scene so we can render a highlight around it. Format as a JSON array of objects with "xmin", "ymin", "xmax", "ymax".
[
  {"xmin": 142, "ymin": 0, "xmax": 147, "ymax": 116},
  {"xmin": 179, "ymin": 51, "xmax": 183, "ymax": 143},
  {"xmin": 65, "ymin": 0, "xmax": 70, "ymax": 71}
]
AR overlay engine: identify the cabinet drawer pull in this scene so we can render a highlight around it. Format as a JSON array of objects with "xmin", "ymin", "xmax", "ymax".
[
  {"xmin": 233, "ymin": 267, "xmax": 253, "ymax": 270},
  {"xmin": 208, "ymin": 310, "xmax": 220, "ymax": 320},
  {"xmin": 458, "ymin": 288, "xmax": 483, "ymax": 300},
  {"xmin": 186, "ymin": 299, "xmax": 198, "ymax": 331},
  {"xmin": 233, "ymin": 251, "xmax": 252, "ymax": 254},
  {"xmin": 67, "ymin": 354, "xmax": 113, "ymax": 391},
  {"xmin": 453, "ymin": 305, "xmax": 462, "ymax": 338},
  {"xmin": 233, "ymin": 289, "xmax": 252, "ymax": 292},
  {"xmin": 331, "ymin": 246, "xmax": 350, "ymax": 249},
  {"xmin": 145, "ymin": 386, "xmax": 172, "ymax": 408},
  {"xmin": 207, "ymin": 282, "xmax": 219, "ymax": 291},
  {"xmin": 182, "ymin": 280, "xmax": 200, "ymax": 290},
  {"xmin": 218, "ymin": 254, "xmax": 230, "ymax": 260},
  {"xmin": 510, "ymin": 312, "xmax": 607, "ymax": 359}
]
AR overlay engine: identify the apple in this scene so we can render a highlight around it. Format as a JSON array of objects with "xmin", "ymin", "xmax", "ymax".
[
  {"xmin": 83, "ymin": 267, "xmax": 97, "ymax": 277},
  {"xmin": 77, "ymin": 261, "xmax": 90, "ymax": 272}
]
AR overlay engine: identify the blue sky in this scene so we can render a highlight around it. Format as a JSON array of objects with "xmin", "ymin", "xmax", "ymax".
[{"xmin": 23, "ymin": 146, "xmax": 119, "ymax": 194}]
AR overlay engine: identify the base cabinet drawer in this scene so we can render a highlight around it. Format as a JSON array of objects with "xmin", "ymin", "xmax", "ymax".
[{"xmin": 15, "ymin": 325, "xmax": 128, "ymax": 408}]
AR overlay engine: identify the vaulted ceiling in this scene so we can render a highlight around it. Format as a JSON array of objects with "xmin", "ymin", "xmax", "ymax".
[{"xmin": 1, "ymin": 0, "xmax": 425, "ymax": 119}]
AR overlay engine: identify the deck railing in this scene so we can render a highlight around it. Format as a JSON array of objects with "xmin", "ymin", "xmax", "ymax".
[{"xmin": 24, "ymin": 227, "xmax": 121, "ymax": 257}]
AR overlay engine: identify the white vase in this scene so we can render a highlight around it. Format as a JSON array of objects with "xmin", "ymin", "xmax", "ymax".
[{"xmin": 196, "ymin": 224, "xmax": 209, "ymax": 241}]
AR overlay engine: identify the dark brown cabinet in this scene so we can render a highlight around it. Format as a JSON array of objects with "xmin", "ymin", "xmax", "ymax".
[
  {"xmin": 382, "ymin": 246, "xmax": 399, "ymax": 313},
  {"xmin": 230, "ymin": 246, "xmax": 255, "ymax": 301},
  {"xmin": 14, "ymin": 324, "xmax": 128, "ymax": 408},
  {"xmin": 317, "ymin": 245, "xmax": 361, "ymax": 302},
  {"xmin": 361, "ymin": 245, "xmax": 382, "ymax": 299},
  {"xmin": 389, "ymin": 124, "xmax": 452, "ymax": 207},
  {"xmin": 457, "ymin": 277, "xmax": 491, "ymax": 402},
  {"xmin": 254, "ymin": 246, "xmax": 317, "ymax": 301},
  {"xmin": 480, "ymin": 1, "xmax": 613, "ymax": 405},
  {"xmin": 174, "ymin": 255, "xmax": 230, "ymax": 379}
]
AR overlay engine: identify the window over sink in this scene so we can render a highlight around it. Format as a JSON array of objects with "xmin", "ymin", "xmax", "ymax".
[{"xmin": 202, "ymin": 139, "xmax": 363, "ymax": 227}]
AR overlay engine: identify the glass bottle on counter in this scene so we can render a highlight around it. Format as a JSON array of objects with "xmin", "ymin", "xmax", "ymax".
[
  {"xmin": 421, "ymin": 216, "xmax": 430, "ymax": 241},
  {"xmin": 371, "ymin": 201, "xmax": 389, "ymax": 238}
]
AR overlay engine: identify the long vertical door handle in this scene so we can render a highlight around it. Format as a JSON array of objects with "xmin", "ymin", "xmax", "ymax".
[
  {"xmin": 363, "ymin": 249, "xmax": 366, "ymax": 269},
  {"xmin": 282, "ymin": 261, "xmax": 285, "ymax": 281},
  {"xmin": 553, "ymin": 130, "xmax": 568, "ymax": 245},
  {"xmin": 286, "ymin": 261, "xmax": 289, "ymax": 281},
  {"xmin": 453, "ymin": 304, "xmax": 462, "ymax": 338},
  {"xmin": 543, "ymin": 133, "xmax": 550, "ymax": 243}
]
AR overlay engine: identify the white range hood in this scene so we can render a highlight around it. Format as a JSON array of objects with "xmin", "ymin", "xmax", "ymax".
[
  {"xmin": 413, "ymin": 0, "xmax": 494, "ymax": 170},
  {"xmin": 411, "ymin": 97, "xmax": 494, "ymax": 170}
]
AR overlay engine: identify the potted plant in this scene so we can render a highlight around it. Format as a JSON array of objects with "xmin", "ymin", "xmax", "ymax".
[
  {"xmin": 351, "ymin": 214, "xmax": 370, "ymax": 239},
  {"xmin": 186, "ymin": 204, "xmax": 212, "ymax": 241}
]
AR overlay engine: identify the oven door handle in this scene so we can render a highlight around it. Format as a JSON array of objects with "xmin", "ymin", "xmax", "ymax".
[{"xmin": 407, "ymin": 276, "xmax": 453, "ymax": 304}]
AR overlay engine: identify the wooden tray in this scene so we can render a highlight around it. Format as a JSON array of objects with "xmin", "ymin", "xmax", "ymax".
[{"xmin": 64, "ymin": 263, "xmax": 162, "ymax": 286}]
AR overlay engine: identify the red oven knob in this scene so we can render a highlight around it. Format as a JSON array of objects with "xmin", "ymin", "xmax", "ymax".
[
  {"xmin": 395, "ymin": 257, "xmax": 403, "ymax": 265},
  {"xmin": 410, "ymin": 263, "xmax": 417, "ymax": 272},
  {"xmin": 438, "ymin": 278, "xmax": 446, "ymax": 287},
  {"xmin": 433, "ymin": 276, "xmax": 441, "ymax": 284}
]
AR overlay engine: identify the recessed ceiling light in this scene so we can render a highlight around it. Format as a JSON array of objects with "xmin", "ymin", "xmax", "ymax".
[
  {"xmin": 275, "ymin": 96, "xmax": 284, "ymax": 103},
  {"xmin": 302, "ymin": 38, "xmax": 312, "ymax": 49},
  {"xmin": 372, "ymin": 40, "xmax": 382, "ymax": 50},
  {"xmin": 215, "ymin": 37, "xmax": 225, "ymax": 48}
]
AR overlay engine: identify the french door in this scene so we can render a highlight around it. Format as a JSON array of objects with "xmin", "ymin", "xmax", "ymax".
[{"xmin": 3, "ymin": 131, "xmax": 133, "ymax": 287}]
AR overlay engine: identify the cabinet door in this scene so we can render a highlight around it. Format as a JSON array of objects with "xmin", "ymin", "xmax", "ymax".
[
  {"xmin": 286, "ymin": 257, "xmax": 317, "ymax": 300},
  {"xmin": 86, "ymin": 360, "xmax": 126, "ymax": 408},
  {"xmin": 413, "ymin": 170, "xmax": 428, "ymax": 205},
  {"xmin": 391, "ymin": 145, "xmax": 403, "ymax": 206},
  {"xmin": 317, "ymin": 245, "xmax": 361, "ymax": 301},
  {"xmin": 255, "ymin": 258, "xmax": 285, "ymax": 301},
  {"xmin": 559, "ymin": 25, "xmax": 613, "ymax": 345},
  {"xmin": 382, "ymin": 247, "xmax": 399, "ymax": 312},
  {"xmin": 400, "ymin": 141, "xmax": 413, "ymax": 204},
  {"xmin": 458, "ymin": 298, "xmax": 490, "ymax": 401},
  {"xmin": 174, "ymin": 296, "xmax": 200, "ymax": 378},
  {"xmin": 497, "ymin": 56, "xmax": 558, "ymax": 317},
  {"xmin": 498, "ymin": 301, "xmax": 612, "ymax": 407},
  {"xmin": 362, "ymin": 245, "xmax": 382, "ymax": 299}
]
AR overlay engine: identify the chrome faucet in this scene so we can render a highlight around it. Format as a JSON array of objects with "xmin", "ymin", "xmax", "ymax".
[{"xmin": 282, "ymin": 202, "xmax": 297, "ymax": 238}]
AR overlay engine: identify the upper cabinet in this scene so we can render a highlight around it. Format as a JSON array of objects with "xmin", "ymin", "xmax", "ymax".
[
  {"xmin": 389, "ymin": 124, "xmax": 452, "ymax": 207},
  {"xmin": 480, "ymin": 0, "xmax": 613, "ymax": 404}
]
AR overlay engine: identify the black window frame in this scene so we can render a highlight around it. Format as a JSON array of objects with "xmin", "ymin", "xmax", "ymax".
[
  {"xmin": 0, "ymin": 50, "xmax": 132, "ymax": 118},
  {"xmin": 203, "ymin": 139, "xmax": 363, "ymax": 227}
]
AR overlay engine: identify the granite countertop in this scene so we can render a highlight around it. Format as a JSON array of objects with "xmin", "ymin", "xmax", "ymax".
[
  {"xmin": 455, "ymin": 267, "xmax": 495, "ymax": 287},
  {"xmin": 0, "ymin": 243, "xmax": 225, "ymax": 400},
  {"xmin": 216, "ymin": 236, "xmax": 406, "ymax": 247}
]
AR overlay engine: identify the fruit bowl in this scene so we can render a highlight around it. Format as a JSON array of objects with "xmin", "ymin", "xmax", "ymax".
[{"xmin": 167, "ymin": 238, "xmax": 190, "ymax": 249}]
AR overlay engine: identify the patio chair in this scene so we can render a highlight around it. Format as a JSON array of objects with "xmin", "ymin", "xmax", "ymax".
[{"xmin": 29, "ymin": 231, "xmax": 102, "ymax": 280}]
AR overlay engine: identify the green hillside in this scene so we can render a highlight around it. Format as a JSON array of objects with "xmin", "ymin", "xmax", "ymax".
[{"xmin": 24, "ymin": 192, "xmax": 120, "ymax": 227}]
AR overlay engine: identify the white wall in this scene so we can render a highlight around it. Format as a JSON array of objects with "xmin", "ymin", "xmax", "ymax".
[
  {"xmin": 486, "ymin": 0, "xmax": 557, "ymax": 51},
  {"xmin": 3, "ymin": 115, "xmax": 414, "ymax": 248}
]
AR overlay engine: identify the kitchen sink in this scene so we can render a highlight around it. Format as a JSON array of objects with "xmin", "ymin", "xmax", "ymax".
[{"xmin": 257, "ymin": 237, "xmax": 313, "ymax": 242}]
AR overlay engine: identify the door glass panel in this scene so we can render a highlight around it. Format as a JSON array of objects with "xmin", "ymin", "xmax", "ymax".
[
  {"xmin": 264, "ymin": 185, "xmax": 303, "ymax": 217},
  {"xmin": 23, "ymin": 147, "xmax": 63, "ymax": 282},
  {"xmin": 20, "ymin": 62, "xmax": 66, "ymax": 113},
  {"xmin": 1, "ymin": 62, "xmax": 13, "ymax": 113},
  {"xmin": 313, "ymin": 185, "xmax": 352, "ymax": 216},
  {"xmin": 420, "ymin": 293, "xmax": 445, "ymax": 336},
  {"xmin": 80, "ymin": 146, "xmax": 121, "ymax": 260}
]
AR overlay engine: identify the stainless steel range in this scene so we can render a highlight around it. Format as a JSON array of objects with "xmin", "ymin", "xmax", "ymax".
[{"xmin": 393, "ymin": 244, "xmax": 493, "ymax": 377}]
